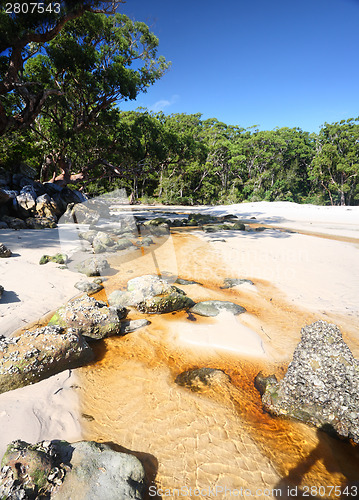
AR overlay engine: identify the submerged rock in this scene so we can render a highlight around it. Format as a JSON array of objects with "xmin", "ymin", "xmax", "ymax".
[
  {"xmin": 175, "ymin": 277, "xmax": 202, "ymax": 286},
  {"xmin": 175, "ymin": 367, "xmax": 231, "ymax": 392},
  {"xmin": 0, "ymin": 325, "xmax": 93, "ymax": 394},
  {"xmin": 189, "ymin": 300, "xmax": 246, "ymax": 317},
  {"xmin": 0, "ymin": 243, "xmax": 11, "ymax": 258},
  {"xmin": 0, "ymin": 440, "xmax": 145, "ymax": 500},
  {"xmin": 220, "ymin": 278, "xmax": 254, "ymax": 288},
  {"xmin": 120, "ymin": 319, "xmax": 150, "ymax": 335},
  {"xmin": 49, "ymin": 295, "xmax": 126, "ymax": 340},
  {"xmin": 260, "ymin": 321, "xmax": 359, "ymax": 442}
]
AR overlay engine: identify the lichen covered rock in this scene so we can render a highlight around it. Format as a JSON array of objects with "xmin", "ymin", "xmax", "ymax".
[
  {"xmin": 49, "ymin": 295, "xmax": 126, "ymax": 340},
  {"xmin": 0, "ymin": 325, "xmax": 93, "ymax": 394},
  {"xmin": 260, "ymin": 321, "xmax": 359, "ymax": 442}
]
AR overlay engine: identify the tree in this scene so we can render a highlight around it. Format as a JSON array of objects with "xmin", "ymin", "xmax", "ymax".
[
  {"xmin": 0, "ymin": 0, "xmax": 124, "ymax": 135},
  {"xmin": 310, "ymin": 118, "xmax": 359, "ymax": 205},
  {"xmin": 17, "ymin": 10, "xmax": 169, "ymax": 184}
]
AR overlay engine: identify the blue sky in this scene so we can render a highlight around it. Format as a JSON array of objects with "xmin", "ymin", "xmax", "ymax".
[{"xmin": 118, "ymin": 0, "xmax": 359, "ymax": 133}]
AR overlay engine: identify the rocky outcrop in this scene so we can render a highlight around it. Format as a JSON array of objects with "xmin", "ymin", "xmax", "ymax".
[
  {"xmin": 0, "ymin": 325, "xmax": 93, "ymax": 394},
  {"xmin": 259, "ymin": 321, "xmax": 359, "ymax": 442},
  {"xmin": 0, "ymin": 440, "xmax": 145, "ymax": 500},
  {"xmin": 48, "ymin": 295, "xmax": 127, "ymax": 340},
  {"xmin": 0, "ymin": 243, "xmax": 11, "ymax": 258},
  {"xmin": 0, "ymin": 169, "xmax": 87, "ymax": 229},
  {"xmin": 189, "ymin": 300, "xmax": 246, "ymax": 317},
  {"xmin": 175, "ymin": 367, "xmax": 231, "ymax": 392}
]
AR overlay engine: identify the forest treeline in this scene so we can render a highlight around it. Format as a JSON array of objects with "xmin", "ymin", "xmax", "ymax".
[
  {"xmin": 1, "ymin": 2, "xmax": 358, "ymax": 206},
  {"xmin": 2, "ymin": 110, "xmax": 359, "ymax": 206}
]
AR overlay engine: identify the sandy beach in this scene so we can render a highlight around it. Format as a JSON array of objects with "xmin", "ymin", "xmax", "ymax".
[{"xmin": 0, "ymin": 201, "xmax": 359, "ymax": 496}]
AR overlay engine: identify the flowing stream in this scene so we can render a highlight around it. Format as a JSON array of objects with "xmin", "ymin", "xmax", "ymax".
[{"xmin": 76, "ymin": 222, "xmax": 359, "ymax": 500}]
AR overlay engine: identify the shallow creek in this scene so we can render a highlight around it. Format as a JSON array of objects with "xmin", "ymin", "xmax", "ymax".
[{"xmin": 77, "ymin": 226, "xmax": 359, "ymax": 499}]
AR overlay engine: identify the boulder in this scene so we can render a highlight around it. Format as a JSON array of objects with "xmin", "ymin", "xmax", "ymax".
[
  {"xmin": 189, "ymin": 300, "xmax": 246, "ymax": 317},
  {"xmin": 0, "ymin": 215, "xmax": 27, "ymax": 229},
  {"xmin": 0, "ymin": 285, "xmax": 3, "ymax": 299},
  {"xmin": 127, "ymin": 274, "xmax": 174, "ymax": 297},
  {"xmin": 137, "ymin": 290, "xmax": 195, "ymax": 314},
  {"xmin": 0, "ymin": 188, "xmax": 11, "ymax": 205},
  {"xmin": 63, "ymin": 202, "xmax": 100, "ymax": 225},
  {"xmin": 260, "ymin": 321, "xmax": 359, "ymax": 442},
  {"xmin": 26, "ymin": 217, "xmax": 57, "ymax": 229},
  {"xmin": 175, "ymin": 367, "xmax": 231, "ymax": 391},
  {"xmin": 114, "ymin": 237, "xmax": 134, "ymax": 251},
  {"xmin": 35, "ymin": 193, "xmax": 59, "ymax": 220},
  {"xmin": 92, "ymin": 231, "xmax": 115, "ymax": 254},
  {"xmin": 143, "ymin": 217, "xmax": 170, "ymax": 226},
  {"xmin": 76, "ymin": 256, "xmax": 110, "ymax": 276},
  {"xmin": 16, "ymin": 185, "xmax": 37, "ymax": 217},
  {"xmin": 0, "ymin": 325, "xmax": 93, "ymax": 394},
  {"xmin": 48, "ymin": 295, "xmax": 127, "ymax": 340},
  {"xmin": 0, "ymin": 440, "xmax": 145, "ymax": 500},
  {"xmin": 0, "ymin": 243, "xmax": 11, "ymax": 258},
  {"xmin": 0, "ymin": 221, "xmax": 8, "ymax": 229}
]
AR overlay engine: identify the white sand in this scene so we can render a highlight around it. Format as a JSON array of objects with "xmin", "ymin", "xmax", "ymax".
[{"xmin": 0, "ymin": 201, "xmax": 358, "ymax": 463}]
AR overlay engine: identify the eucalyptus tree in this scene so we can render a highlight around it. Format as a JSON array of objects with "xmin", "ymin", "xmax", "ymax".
[
  {"xmin": 0, "ymin": 0, "xmax": 124, "ymax": 136},
  {"xmin": 310, "ymin": 118, "xmax": 359, "ymax": 205},
  {"xmin": 21, "ymin": 11, "xmax": 169, "ymax": 184}
]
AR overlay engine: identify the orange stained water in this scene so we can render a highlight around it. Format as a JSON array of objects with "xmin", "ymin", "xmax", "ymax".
[{"xmin": 77, "ymin": 231, "xmax": 359, "ymax": 499}]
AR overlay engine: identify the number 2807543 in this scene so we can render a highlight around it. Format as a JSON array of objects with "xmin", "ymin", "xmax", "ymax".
[{"xmin": 5, "ymin": 3, "xmax": 61, "ymax": 14}]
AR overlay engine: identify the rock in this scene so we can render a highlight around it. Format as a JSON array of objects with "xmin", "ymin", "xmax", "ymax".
[
  {"xmin": 51, "ymin": 441, "xmax": 145, "ymax": 500},
  {"xmin": 203, "ymin": 222, "xmax": 246, "ymax": 232},
  {"xmin": 39, "ymin": 253, "xmax": 67, "ymax": 265},
  {"xmin": 220, "ymin": 278, "xmax": 254, "ymax": 288},
  {"xmin": 0, "ymin": 440, "xmax": 145, "ymax": 500},
  {"xmin": 26, "ymin": 216, "xmax": 57, "ymax": 229},
  {"xmin": 0, "ymin": 221, "xmax": 8, "ymax": 229},
  {"xmin": 0, "ymin": 440, "xmax": 53, "ymax": 498},
  {"xmin": 137, "ymin": 290, "xmax": 195, "ymax": 314},
  {"xmin": 0, "ymin": 243, "xmax": 11, "ymax": 258},
  {"xmin": 0, "ymin": 285, "xmax": 3, "ymax": 299},
  {"xmin": 0, "ymin": 188, "xmax": 11, "ymax": 205},
  {"xmin": 63, "ymin": 202, "xmax": 100, "ymax": 225},
  {"xmin": 74, "ymin": 281, "xmax": 104, "ymax": 294},
  {"xmin": 78, "ymin": 230, "xmax": 98, "ymax": 244},
  {"xmin": 0, "ymin": 325, "xmax": 93, "ymax": 394},
  {"xmin": 16, "ymin": 185, "xmax": 37, "ymax": 217},
  {"xmin": 261, "ymin": 321, "xmax": 359, "ymax": 442},
  {"xmin": 175, "ymin": 367, "xmax": 231, "ymax": 391},
  {"xmin": 189, "ymin": 300, "xmax": 246, "ymax": 317},
  {"xmin": 92, "ymin": 231, "xmax": 115, "ymax": 253},
  {"xmin": 35, "ymin": 193, "xmax": 59, "ymax": 220},
  {"xmin": 114, "ymin": 237, "xmax": 134, "ymax": 251},
  {"xmin": 120, "ymin": 319, "xmax": 150, "ymax": 334},
  {"xmin": 127, "ymin": 274, "xmax": 173, "ymax": 297},
  {"xmin": 49, "ymin": 295, "xmax": 126, "ymax": 340},
  {"xmin": 175, "ymin": 277, "xmax": 202, "ymax": 286},
  {"xmin": 187, "ymin": 213, "xmax": 218, "ymax": 226},
  {"xmin": 143, "ymin": 217, "xmax": 170, "ymax": 226},
  {"xmin": 76, "ymin": 256, "xmax": 110, "ymax": 276},
  {"xmin": 254, "ymin": 371, "xmax": 278, "ymax": 396},
  {"xmin": 0, "ymin": 215, "xmax": 27, "ymax": 229}
]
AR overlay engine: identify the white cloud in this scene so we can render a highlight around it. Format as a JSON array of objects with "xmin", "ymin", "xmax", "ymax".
[{"xmin": 150, "ymin": 94, "xmax": 179, "ymax": 113}]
